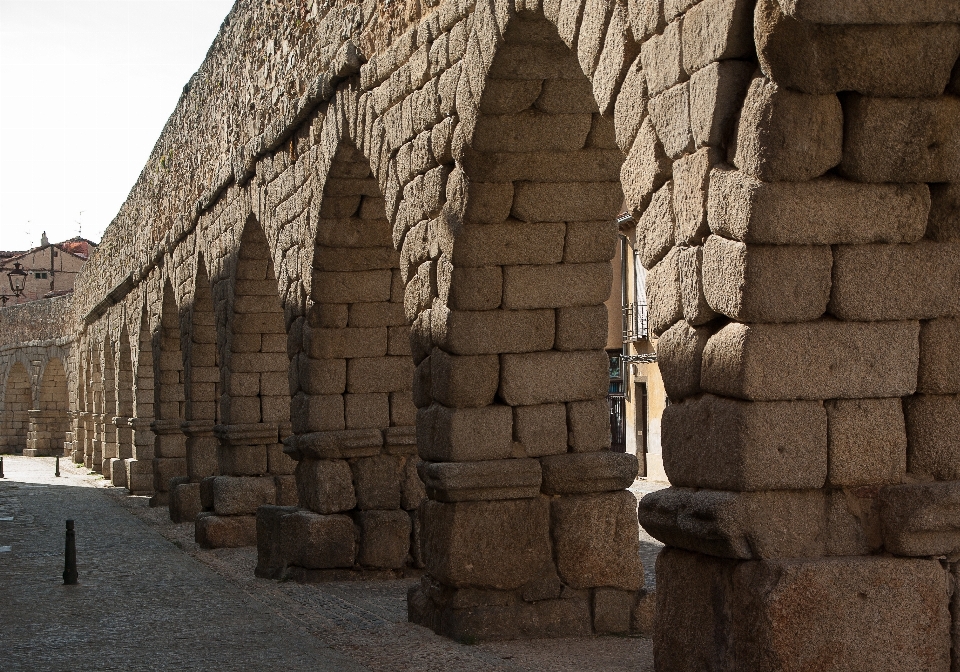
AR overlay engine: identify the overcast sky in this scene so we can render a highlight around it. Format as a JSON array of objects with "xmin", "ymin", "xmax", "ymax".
[{"xmin": 0, "ymin": 0, "xmax": 236, "ymax": 251}]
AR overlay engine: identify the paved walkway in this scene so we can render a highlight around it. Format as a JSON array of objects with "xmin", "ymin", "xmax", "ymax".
[{"xmin": 0, "ymin": 456, "xmax": 658, "ymax": 671}]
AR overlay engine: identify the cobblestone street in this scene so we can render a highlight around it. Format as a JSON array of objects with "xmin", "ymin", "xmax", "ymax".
[{"xmin": 0, "ymin": 456, "xmax": 656, "ymax": 671}]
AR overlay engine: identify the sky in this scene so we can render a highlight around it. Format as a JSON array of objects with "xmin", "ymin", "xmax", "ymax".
[{"xmin": 0, "ymin": 0, "xmax": 236, "ymax": 252}]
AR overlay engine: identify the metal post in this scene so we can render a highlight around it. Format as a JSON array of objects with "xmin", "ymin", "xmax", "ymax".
[
  {"xmin": 63, "ymin": 520, "xmax": 78, "ymax": 585},
  {"xmin": 55, "ymin": 456, "xmax": 60, "ymax": 477},
  {"xmin": 0, "ymin": 455, "xmax": 4, "ymax": 478}
]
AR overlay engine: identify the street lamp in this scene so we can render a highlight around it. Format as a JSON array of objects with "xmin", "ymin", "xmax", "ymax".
[
  {"xmin": 0, "ymin": 295, "xmax": 8, "ymax": 306},
  {"xmin": 7, "ymin": 262, "xmax": 28, "ymax": 298}
]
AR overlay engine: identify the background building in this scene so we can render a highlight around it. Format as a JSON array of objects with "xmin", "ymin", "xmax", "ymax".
[{"xmin": 0, "ymin": 233, "xmax": 96, "ymax": 304}]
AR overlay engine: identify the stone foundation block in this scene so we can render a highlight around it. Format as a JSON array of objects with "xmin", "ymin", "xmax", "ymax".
[
  {"xmin": 655, "ymin": 549, "xmax": 950, "ymax": 672},
  {"xmin": 256, "ymin": 504, "xmax": 304, "ymax": 577},
  {"xmin": 152, "ymin": 457, "xmax": 187, "ymax": 492},
  {"xmin": 351, "ymin": 454, "xmax": 402, "ymax": 510},
  {"xmin": 555, "ymin": 305, "xmax": 608, "ymax": 352},
  {"xmin": 552, "ymin": 491, "xmax": 642, "ymax": 591},
  {"xmin": 702, "ymin": 235, "xmax": 832, "ymax": 323},
  {"xmin": 278, "ymin": 509, "xmax": 356, "ymax": 570},
  {"xmin": 195, "ymin": 512, "xmax": 257, "ymax": 549},
  {"xmin": 212, "ymin": 475, "xmax": 276, "ymax": 515},
  {"xmin": 757, "ymin": 0, "xmax": 960, "ymax": 97},
  {"xmin": 830, "ymin": 241, "xmax": 960, "ymax": 321},
  {"xmin": 593, "ymin": 587, "xmax": 633, "ymax": 635},
  {"xmin": 841, "ymin": 95, "xmax": 960, "ymax": 183},
  {"xmin": 419, "ymin": 458, "xmax": 542, "ymax": 502},
  {"xmin": 905, "ymin": 394, "xmax": 960, "ymax": 481},
  {"xmin": 422, "ymin": 497, "xmax": 550, "ymax": 590},
  {"xmin": 708, "ymin": 169, "xmax": 930, "ymax": 245},
  {"xmin": 662, "ymin": 394, "xmax": 827, "ymax": 491},
  {"xmin": 355, "ymin": 509, "xmax": 412, "ymax": 569},
  {"xmin": 540, "ymin": 452, "xmax": 637, "ymax": 495},
  {"xmin": 126, "ymin": 459, "xmax": 154, "ymax": 495},
  {"xmin": 701, "ymin": 321, "xmax": 919, "ymax": 401},
  {"xmin": 732, "ymin": 75, "xmax": 842, "ymax": 182},
  {"xmin": 881, "ymin": 481, "xmax": 960, "ymax": 557},
  {"xmin": 826, "ymin": 398, "xmax": 906, "ymax": 487},
  {"xmin": 109, "ymin": 458, "xmax": 127, "ymax": 488},
  {"xmin": 409, "ymin": 581, "xmax": 593, "ymax": 641},
  {"xmin": 295, "ymin": 458, "xmax": 357, "ymax": 514},
  {"xmin": 170, "ymin": 481, "xmax": 202, "ymax": 523},
  {"xmin": 639, "ymin": 487, "xmax": 873, "ymax": 560}
]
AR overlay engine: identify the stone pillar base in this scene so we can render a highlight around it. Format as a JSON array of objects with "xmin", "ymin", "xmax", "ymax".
[
  {"xmin": 195, "ymin": 512, "xmax": 257, "ymax": 548},
  {"xmin": 655, "ymin": 548, "xmax": 951, "ymax": 672},
  {"xmin": 149, "ymin": 491, "xmax": 169, "ymax": 507},
  {"xmin": 22, "ymin": 449, "xmax": 41, "ymax": 457},
  {"xmin": 408, "ymin": 578, "xmax": 650, "ymax": 642},
  {"xmin": 71, "ymin": 449, "xmax": 83, "ymax": 465},
  {"xmin": 169, "ymin": 479, "xmax": 202, "ymax": 523},
  {"xmin": 125, "ymin": 459, "xmax": 154, "ymax": 495},
  {"xmin": 109, "ymin": 458, "xmax": 127, "ymax": 488}
]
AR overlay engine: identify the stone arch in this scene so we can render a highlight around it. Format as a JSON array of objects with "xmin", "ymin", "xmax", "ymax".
[
  {"xmin": 170, "ymin": 254, "xmax": 221, "ymax": 523},
  {"xmin": 196, "ymin": 215, "xmax": 295, "ymax": 548},
  {"xmin": 88, "ymin": 343, "xmax": 104, "ymax": 470},
  {"xmin": 28, "ymin": 357, "xmax": 69, "ymax": 457},
  {"xmin": 1, "ymin": 362, "xmax": 33, "ymax": 454},
  {"xmin": 405, "ymin": 6, "xmax": 642, "ymax": 640},
  {"xmin": 152, "ymin": 279, "xmax": 187, "ymax": 506},
  {"xmin": 71, "ymin": 352, "xmax": 88, "ymax": 464},
  {"xmin": 258, "ymin": 130, "xmax": 424, "ymax": 579},
  {"xmin": 127, "ymin": 305, "xmax": 156, "ymax": 495}
]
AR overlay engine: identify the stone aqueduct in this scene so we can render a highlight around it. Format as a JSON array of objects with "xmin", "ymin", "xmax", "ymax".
[{"xmin": 2, "ymin": 0, "xmax": 960, "ymax": 667}]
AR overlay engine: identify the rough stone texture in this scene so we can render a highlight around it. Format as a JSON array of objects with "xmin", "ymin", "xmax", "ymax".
[
  {"xmin": 702, "ymin": 235, "xmax": 832, "ymax": 323},
  {"xmin": 689, "ymin": 59, "xmax": 754, "ymax": 150},
  {"xmin": 708, "ymin": 169, "xmax": 931, "ymax": 245},
  {"xmin": 655, "ymin": 549, "xmax": 951, "ymax": 672},
  {"xmin": 635, "ymin": 182, "xmax": 675, "ymax": 270},
  {"xmin": 918, "ymin": 318, "xmax": 960, "ymax": 394},
  {"xmin": 662, "ymin": 394, "xmax": 827, "ymax": 491},
  {"xmin": 905, "ymin": 394, "xmax": 960, "ymax": 481},
  {"xmin": 422, "ymin": 497, "xmax": 550, "ymax": 590},
  {"xmin": 646, "ymin": 247, "xmax": 682, "ymax": 335},
  {"xmin": 655, "ymin": 321, "xmax": 709, "ymax": 401},
  {"xmin": 757, "ymin": 0, "xmax": 960, "ymax": 97},
  {"xmin": 639, "ymin": 487, "xmax": 873, "ymax": 559},
  {"xmin": 731, "ymin": 75, "xmax": 843, "ymax": 182},
  {"xmin": 841, "ymin": 95, "xmax": 960, "ymax": 183},
  {"xmin": 881, "ymin": 481, "xmax": 960, "ymax": 557},
  {"xmin": 701, "ymin": 321, "xmax": 920, "ymax": 401},
  {"xmin": 829, "ymin": 241, "xmax": 960, "ymax": 321},
  {"xmin": 552, "ymin": 492, "xmax": 642, "ymax": 592},
  {"xmin": 677, "ymin": 246, "xmax": 717, "ymax": 326},
  {"xmin": 540, "ymin": 452, "xmax": 638, "ymax": 495},
  {"xmin": 826, "ymin": 398, "xmax": 906, "ymax": 488}
]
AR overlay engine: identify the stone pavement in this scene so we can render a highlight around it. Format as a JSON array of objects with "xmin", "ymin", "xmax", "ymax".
[{"xmin": 0, "ymin": 456, "xmax": 659, "ymax": 671}]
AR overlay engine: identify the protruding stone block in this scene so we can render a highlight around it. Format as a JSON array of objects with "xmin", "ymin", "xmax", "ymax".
[
  {"xmin": 419, "ymin": 458, "xmax": 542, "ymax": 501},
  {"xmin": 701, "ymin": 321, "xmax": 920, "ymax": 401},
  {"xmin": 540, "ymin": 452, "xmax": 638, "ymax": 494},
  {"xmin": 279, "ymin": 509, "xmax": 356, "ymax": 569},
  {"xmin": 731, "ymin": 75, "xmax": 842, "ymax": 182},
  {"xmin": 656, "ymin": 320, "xmax": 710, "ymax": 401},
  {"xmin": 195, "ymin": 512, "xmax": 257, "ymax": 548}
]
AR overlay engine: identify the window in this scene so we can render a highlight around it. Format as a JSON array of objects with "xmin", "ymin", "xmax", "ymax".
[{"xmin": 34, "ymin": 272, "xmax": 48, "ymax": 280}]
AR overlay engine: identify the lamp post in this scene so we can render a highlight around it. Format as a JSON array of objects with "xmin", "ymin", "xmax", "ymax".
[
  {"xmin": 0, "ymin": 295, "xmax": 8, "ymax": 307},
  {"xmin": 7, "ymin": 262, "xmax": 28, "ymax": 301}
]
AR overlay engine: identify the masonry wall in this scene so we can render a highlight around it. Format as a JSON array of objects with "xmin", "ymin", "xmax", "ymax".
[{"xmin": 0, "ymin": 0, "xmax": 957, "ymax": 665}]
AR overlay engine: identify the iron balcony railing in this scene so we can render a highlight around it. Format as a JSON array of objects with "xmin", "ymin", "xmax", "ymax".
[{"xmin": 622, "ymin": 301, "xmax": 649, "ymax": 343}]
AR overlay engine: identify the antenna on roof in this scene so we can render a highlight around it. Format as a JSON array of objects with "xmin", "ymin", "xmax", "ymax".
[{"xmin": 76, "ymin": 211, "xmax": 84, "ymax": 238}]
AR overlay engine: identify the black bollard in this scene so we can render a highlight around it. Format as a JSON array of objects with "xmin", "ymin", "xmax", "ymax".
[
  {"xmin": 63, "ymin": 520, "xmax": 78, "ymax": 585},
  {"xmin": 55, "ymin": 456, "xmax": 60, "ymax": 477},
  {"xmin": 0, "ymin": 455, "xmax": 4, "ymax": 478}
]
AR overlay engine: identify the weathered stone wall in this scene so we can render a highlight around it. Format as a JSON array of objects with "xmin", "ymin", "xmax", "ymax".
[
  {"xmin": 635, "ymin": 0, "xmax": 960, "ymax": 669},
  {"xmin": 0, "ymin": 0, "xmax": 958, "ymax": 664}
]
